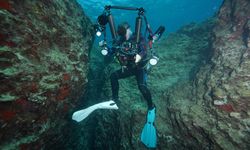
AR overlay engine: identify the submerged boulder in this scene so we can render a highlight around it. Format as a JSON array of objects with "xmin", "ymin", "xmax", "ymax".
[{"xmin": 0, "ymin": 0, "xmax": 93, "ymax": 149}]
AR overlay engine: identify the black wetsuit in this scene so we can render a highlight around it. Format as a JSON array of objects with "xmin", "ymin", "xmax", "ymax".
[{"xmin": 109, "ymin": 36, "xmax": 153, "ymax": 109}]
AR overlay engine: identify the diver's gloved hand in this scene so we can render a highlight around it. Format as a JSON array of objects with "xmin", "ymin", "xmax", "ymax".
[{"xmin": 135, "ymin": 54, "xmax": 142, "ymax": 63}]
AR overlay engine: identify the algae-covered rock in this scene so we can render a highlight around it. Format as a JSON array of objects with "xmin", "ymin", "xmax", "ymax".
[
  {"xmin": 0, "ymin": 0, "xmax": 93, "ymax": 149},
  {"xmin": 162, "ymin": 0, "xmax": 250, "ymax": 149}
]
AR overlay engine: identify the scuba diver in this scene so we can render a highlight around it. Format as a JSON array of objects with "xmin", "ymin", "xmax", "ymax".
[
  {"xmin": 72, "ymin": 5, "xmax": 165, "ymax": 149},
  {"xmin": 106, "ymin": 22, "xmax": 154, "ymax": 110}
]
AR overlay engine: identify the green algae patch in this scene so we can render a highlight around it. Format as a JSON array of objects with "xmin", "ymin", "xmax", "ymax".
[
  {"xmin": 46, "ymin": 47, "xmax": 75, "ymax": 72},
  {"xmin": 0, "ymin": 67, "xmax": 19, "ymax": 76},
  {"xmin": 237, "ymin": 89, "xmax": 250, "ymax": 97},
  {"xmin": 47, "ymin": 48, "xmax": 68, "ymax": 64},
  {"xmin": 0, "ymin": 46, "xmax": 9, "ymax": 51},
  {"xmin": 0, "ymin": 93, "xmax": 17, "ymax": 101},
  {"xmin": 28, "ymin": 92, "xmax": 47, "ymax": 103},
  {"xmin": 39, "ymin": 74, "xmax": 61, "ymax": 90}
]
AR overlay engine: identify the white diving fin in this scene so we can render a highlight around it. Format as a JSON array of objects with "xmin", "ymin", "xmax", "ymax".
[{"xmin": 72, "ymin": 100, "xmax": 118, "ymax": 122}]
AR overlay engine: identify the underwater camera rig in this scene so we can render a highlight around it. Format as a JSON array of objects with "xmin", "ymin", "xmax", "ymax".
[{"xmin": 94, "ymin": 5, "xmax": 165, "ymax": 66}]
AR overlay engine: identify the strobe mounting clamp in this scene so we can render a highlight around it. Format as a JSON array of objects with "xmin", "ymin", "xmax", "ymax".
[{"xmin": 137, "ymin": 7, "xmax": 145, "ymax": 15}]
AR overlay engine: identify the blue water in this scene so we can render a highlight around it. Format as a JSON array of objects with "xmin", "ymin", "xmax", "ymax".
[{"xmin": 77, "ymin": 0, "xmax": 223, "ymax": 33}]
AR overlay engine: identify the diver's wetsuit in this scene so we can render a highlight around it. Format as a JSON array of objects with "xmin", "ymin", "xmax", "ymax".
[{"xmin": 109, "ymin": 36, "xmax": 153, "ymax": 109}]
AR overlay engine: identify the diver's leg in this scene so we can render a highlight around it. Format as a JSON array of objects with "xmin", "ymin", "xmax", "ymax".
[
  {"xmin": 110, "ymin": 68, "xmax": 134, "ymax": 101},
  {"xmin": 135, "ymin": 68, "xmax": 154, "ymax": 109}
]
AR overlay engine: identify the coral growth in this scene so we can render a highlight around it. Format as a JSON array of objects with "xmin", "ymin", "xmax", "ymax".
[
  {"xmin": 0, "ymin": 110, "xmax": 16, "ymax": 121},
  {"xmin": 216, "ymin": 104, "xmax": 234, "ymax": 112},
  {"xmin": 0, "ymin": 1, "xmax": 12, "ymax": 11},
  {"xmin": 56, "ymin": 85, "xmax": 70, "ymax": 101}
]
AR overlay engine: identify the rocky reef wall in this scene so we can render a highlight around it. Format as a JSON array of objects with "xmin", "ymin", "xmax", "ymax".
[
  {"xmin": 165, "ymin": 0, "xmax": 250, "ymax": 149},
  {"xmin": 0, "ymin": 0, "xmax": 93, "ymax": 149}
]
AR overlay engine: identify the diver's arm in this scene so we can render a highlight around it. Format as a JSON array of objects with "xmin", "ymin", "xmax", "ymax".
[
  {"xmin": 135, "ymin": 40, "xmax": 147, "ymax": 63},
  {"xmin": 138, "ymin": 39, "xmax": 147, "ymax": 58},
  {"xmin": 138, "ymin": 50, "xmax": 146, "ymax": 59}
]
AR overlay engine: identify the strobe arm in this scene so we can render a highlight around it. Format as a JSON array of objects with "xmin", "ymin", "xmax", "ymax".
[
  {"xmin": 105, "ymin": 5, "xmax": 144, "ymax": 12},
  {"xmin": 104, "ymin": 5, "xmax": 146, "ymax": 44},
  {"xmin": 103, "ymin": 5, "xmax": 145, "ymax": 41},
  {"xmin": 107, "ymin": 14, "xmax": 118, "ymax": 40},
  {"xmin": 143, "ymin": 15, "xmax": 153, "ymax": 36}
]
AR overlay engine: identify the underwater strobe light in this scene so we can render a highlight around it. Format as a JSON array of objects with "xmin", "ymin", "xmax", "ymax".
[
  {"xmin": 96, "ymin": 31, "xmax": 102, "ymax": 37},
  {"xmin": 94, "ymin": 14, "xmax": 109, "ymax": 37},
  {"xmin": 99, "ymin": 40, "xmax": 108, "ymax": 56},
  {"xmin": 94, "ymin": 24, "xmax": 105, "ymax": 37},
  {"xmin": 101, "ymin": 47, "xmax": 108, "ymax": 56},
  {"xmin": 94, "ymin": 24, "xmax": 103, "ymax": 37},
  {"xmin": 149, "ymin": 56, "xmax": 159, "ymax": 66}
]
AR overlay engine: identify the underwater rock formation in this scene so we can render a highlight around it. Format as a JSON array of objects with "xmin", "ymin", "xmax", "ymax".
[
  {"xmin": 0, "ymin": 0, "xmax": 93, "ymax": 149},
  {"xmin": 78, "ymin": 0, "xmax": 250, "ymax": 150},
  {"xmin": 165, "ymin": 0, "xmax": 250, "ymax": 149},
  {"xmin": 75, "ymin": 15, "xmax": 215, "ymax": 150}
]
